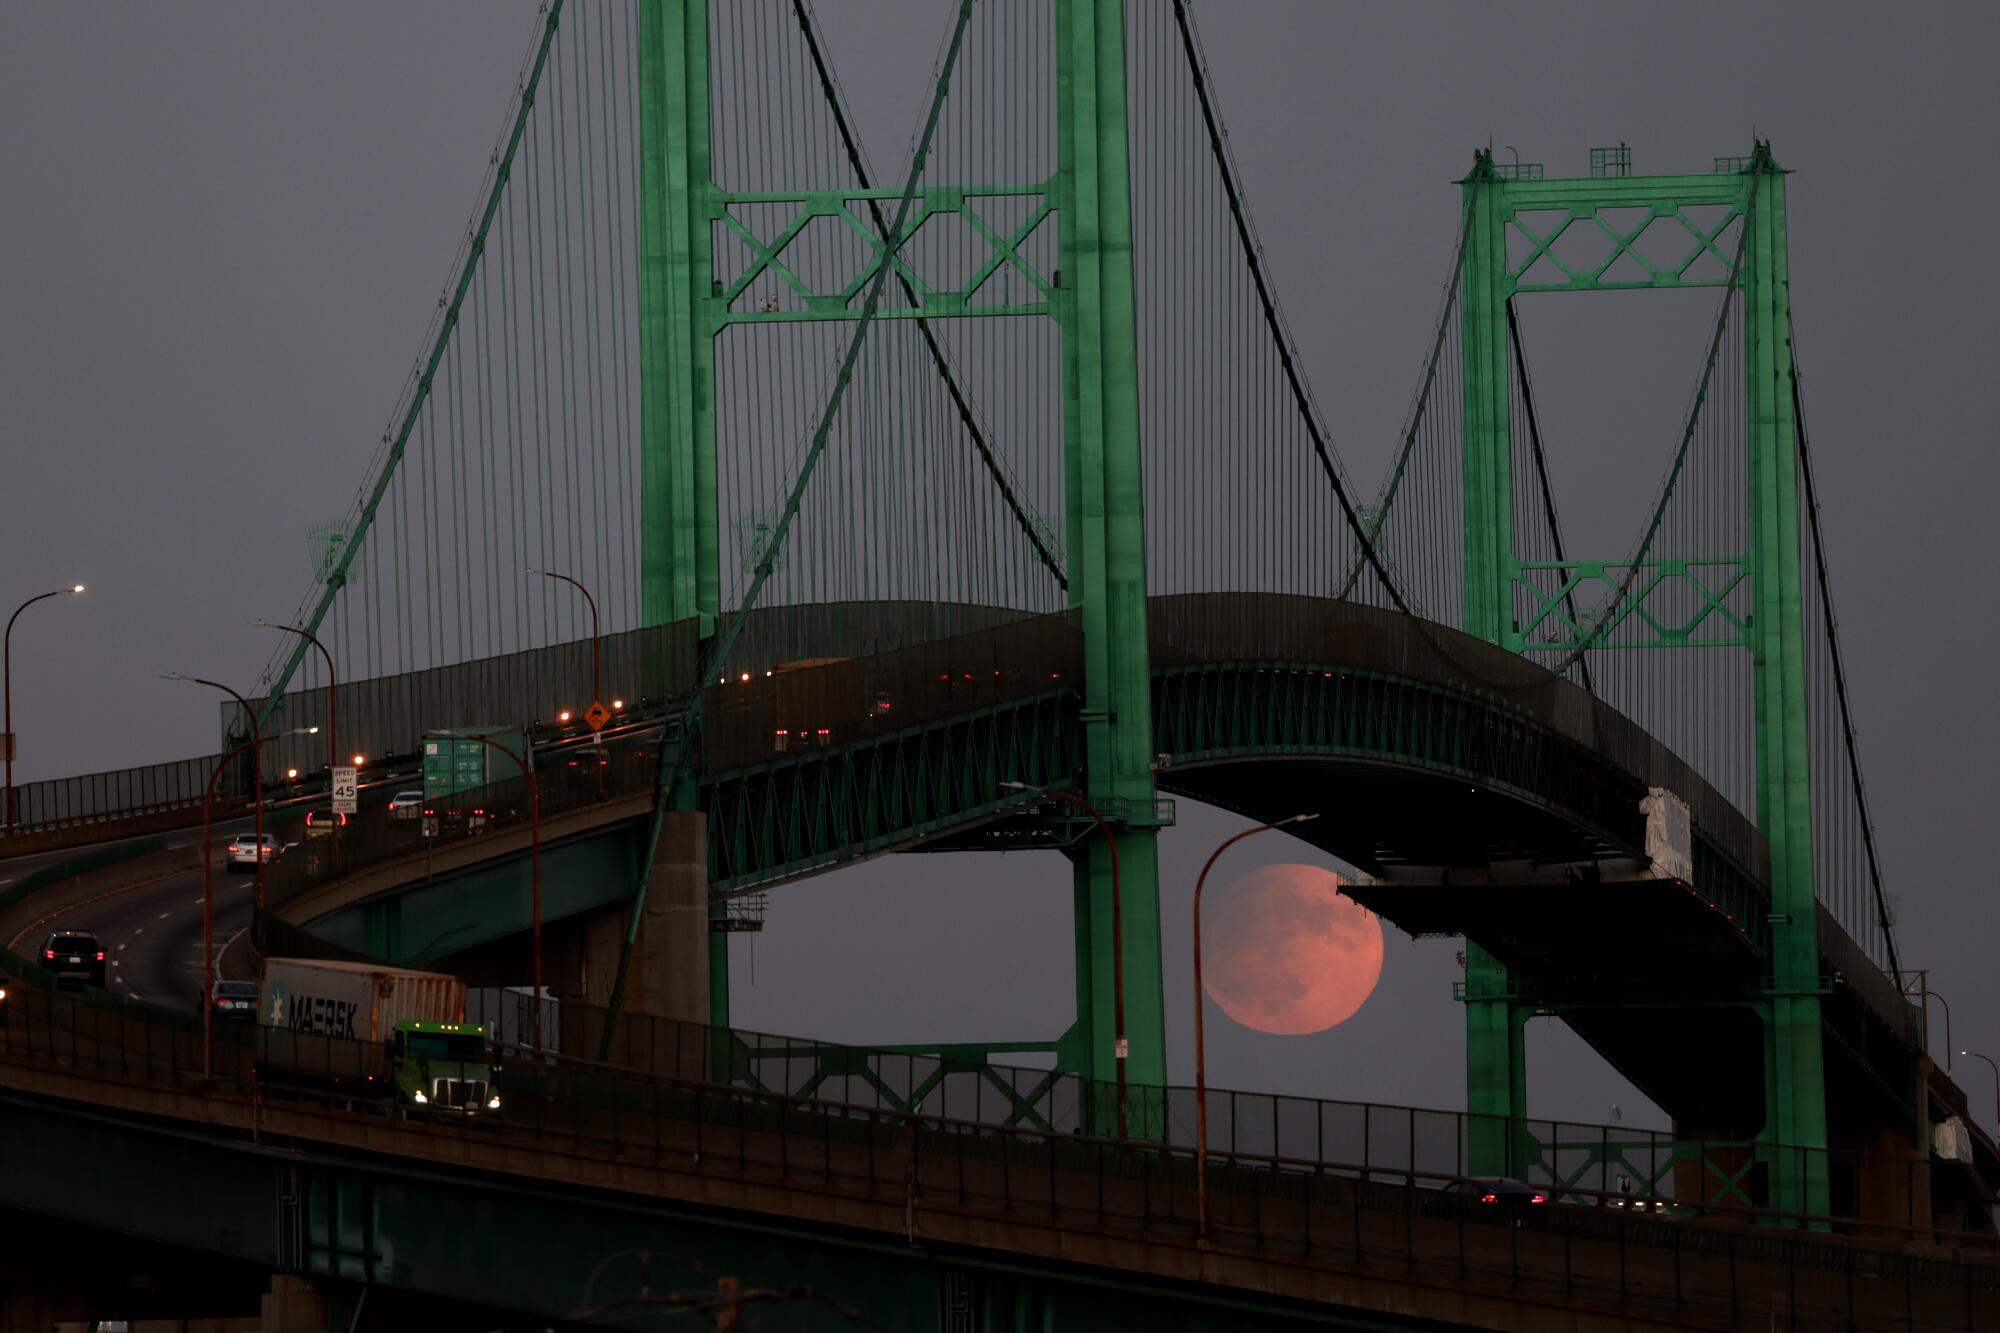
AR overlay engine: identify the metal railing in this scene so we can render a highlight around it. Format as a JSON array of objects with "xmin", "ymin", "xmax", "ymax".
[
  {"xmin": 452, "ymin": 992, "xmax": 1989, "ymax": 1234},
  {"xmin": 0, "ymin": 981, "xmax": 1995, "ymax": 1332}
]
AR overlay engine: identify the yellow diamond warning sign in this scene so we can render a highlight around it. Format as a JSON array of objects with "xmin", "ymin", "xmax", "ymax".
[{"xmin": 584, "ymin": 701, "xmax": 611, "ymax": 732}]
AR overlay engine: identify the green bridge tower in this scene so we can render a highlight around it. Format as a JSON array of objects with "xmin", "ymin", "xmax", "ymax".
[
  {"xmin": 1456, "ymin": 144, "xmax": 1829, "ymax": 1215},
  {"xmin": 634, "ymin": 0, "xmax": 1167, "ymax": 1095}
]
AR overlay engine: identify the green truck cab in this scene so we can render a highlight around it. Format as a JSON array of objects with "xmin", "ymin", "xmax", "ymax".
[{"xmin": 393, "ymin": 1020, "xmax": 500, "ymax": 1116}]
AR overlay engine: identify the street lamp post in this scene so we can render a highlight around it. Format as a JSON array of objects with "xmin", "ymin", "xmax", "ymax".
[
  {"xmin": 1000, "ymin": 779, "xmax": 1132, "ymax": 1139},
  {"xmin": 527, "ymin": 568, "xmax": 601, "ymax": 718},
  {"xmin": 440, "ymin": 729, "xmax": 543, "ymax": 1052},
  {"xmin": 1906, "ymin": 971, "xmax": 1953, "ymax": 1073},
  {"xmin": 1961, "ymin": 1051, "xmax": 2000, "ymax": 1141},
  {"xmin": 200, "ymin": 725, "xmax": 314, "ymax": 1080},
  {"xmin": 253, "ymin": 620, "xmax": 337, "ymax": 780},
  {"xmin": 1192, "ymin": 813, "xmax": 1318, "ymax": 1239},
  {"xmin": 165, "ymin": 675, "xmax": 265, "ymax": 914},
  {"xmin": 3, "ymin": 583, "xmax": 86, "ymax": 830}
]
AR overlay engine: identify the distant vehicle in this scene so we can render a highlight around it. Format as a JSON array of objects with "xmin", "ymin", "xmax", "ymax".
[
  {"xmin": 208, "ymin": 978, "xmax": 259, "ymax": 1022},
  {"xmin": 561, "ymin": 743, "xmax": 610, "ymax": 782},
  {"xmin": 387, "ymin": 790, "xmax": 425, "ymax": 820},
  {"xmin": 255, "ymin": 958, "xmax": 498, "ymax": 1119},
  {"xmin": 1440, "ymin": 1176, "xmax": 1548, "ymax": 1221},
  {"xmin": 40, "ymin": 931, "xmax": 106, "ymax": 988},
  {"xmin": 226, "ymin": 833, "xmax": 279, "ymax": 872},
  {"xmin": 303, "ymin": 808, "xmax": 347, "ymax": 840}
]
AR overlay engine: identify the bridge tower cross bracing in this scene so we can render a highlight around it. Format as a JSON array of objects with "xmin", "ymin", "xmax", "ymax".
[
  {"xmin": 1455, "ymin": 144, "xmax": 1829, "ymax": 1215},
  {"xmin": 632, "ymin": 0, "xmax": 1167, "ymax": 1090}
]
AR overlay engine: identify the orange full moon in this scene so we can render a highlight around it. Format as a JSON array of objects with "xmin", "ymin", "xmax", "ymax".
[{"xmin": 1200, "ymin": 864, "xmax": 1384, "ymax": 1035}]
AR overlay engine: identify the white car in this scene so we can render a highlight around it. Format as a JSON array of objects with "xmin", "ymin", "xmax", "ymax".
[
  {"xmin": 226, "ymin": 833, "xmax": 278, "ymax": 872},
  {"xmin": 388, "ymin": 790, "xmax": 425, "ymax": 820}
]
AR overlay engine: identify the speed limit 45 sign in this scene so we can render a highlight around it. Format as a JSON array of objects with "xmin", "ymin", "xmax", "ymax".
[{"xmin": 331, "ymin": 764, "xmax": 358, "ymax": 815}]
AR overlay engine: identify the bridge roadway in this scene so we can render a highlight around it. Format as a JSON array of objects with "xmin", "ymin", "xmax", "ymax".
[
  {"xmin": 247, "ymin": 594, "xmax": 1919, "ymax": 1157},
  {"xmin": 0, "ymin": 979, "xmax": 1992, "ymax": 1332}
]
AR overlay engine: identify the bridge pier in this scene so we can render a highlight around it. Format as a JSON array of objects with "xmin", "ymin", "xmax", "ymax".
[{"xmin": 557, "ymin": 812, "xmax": 709, "ymax": 1028}]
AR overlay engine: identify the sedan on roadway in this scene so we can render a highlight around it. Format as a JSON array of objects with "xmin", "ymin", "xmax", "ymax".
[
  {"xmin": 1437, "ymin": 1176, "xmax": 1550, "ymax": 1224},
  {"xmin": 208, "ymin": 979, "xmax": 260, "ymax": 1022},
  {"xmin": 226, "ymin": 833, "xmax": 279, "ymax": 872}
]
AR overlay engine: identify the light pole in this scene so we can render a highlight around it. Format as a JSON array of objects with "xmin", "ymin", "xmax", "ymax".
[
  {"xmin": 1905, "ymin": 971, "xmax": 1953, "ymax": 1072},
  {"xmin": 1961, "ymin": 1051, "xmax": 2000, "ymax": 1141},
  {"xmin": 527, "ymin": 568, "xmax": 601, "ymax": 720},
  {"xmin": 1192, "ymin": 813, "xmax": 1318, "ymax": 1238},
  {"xmin": 1000, "ymin": 779, "xmax": 1132, "ymax": 1139},
  {"xmin": 165, "ymin": 674, "xmax": 265, "ymax": 914},
  {"xmin": 253, "ymin": 620, "xmax": 337, "ymax": 781},
  {"xmin": 4, "ymin": 583, "xmax": 86, "ymax": 830},
  {"xmin": 440, "ymin": 729, "xmax": 543, "ymax": 1052},
  {"xmin": 200, "ymin": 725, "xmax": 314, "ymax": 1080}
]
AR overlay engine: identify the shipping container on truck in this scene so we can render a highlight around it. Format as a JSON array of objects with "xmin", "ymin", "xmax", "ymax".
[
  {"xmin": 255, "ymin": 958, "xmax": 501, "ymax": 1117},
  {"xmin": 420, "ymin": 726, "xmax": 525, "ymax": 832}
]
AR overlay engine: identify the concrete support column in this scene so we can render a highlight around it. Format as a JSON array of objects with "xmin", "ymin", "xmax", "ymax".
[
  {"xmin": 565, "ymin": 812, "xmax": 708, "ymax": 1027},
  {"xmin": 259, "ymin": 1275, "xmax": 329, "ymax": 1332}
]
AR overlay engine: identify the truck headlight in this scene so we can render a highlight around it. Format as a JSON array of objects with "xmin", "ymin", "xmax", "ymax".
[
  {"xmin": 486, "ymin": 1094, "xmax": 502, "ymax": 1110},
  {"xmin": 412, "ymin": 1090, "xmax": 428, "ymax": 1105}
]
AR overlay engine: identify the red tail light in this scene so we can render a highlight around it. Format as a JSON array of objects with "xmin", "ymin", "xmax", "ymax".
[
  {"xmin": 95, "ymin": 951, "xmax": 105, "ymax": 962},
  {"xmin": 423, "ymin": 808, "xmax": 434, "ymax": 816},
  {"xmin": 1529, "ymin": 1193, "xmax": 1547, "ymax": 1205},
  {"xmin": 1480, "ymin": 1192, "xmax": 1498, "ymax": 1204},
  {"xmin": 43, "ymin": 949, "xmax": 54, "ymax": 960},
  {"xmin": 815, "ymin": 728, "xmax": 830, "ymax": 736},
  {"xmin": 472, "ymin": 808, "xmax": 484, "ymax": 816}
]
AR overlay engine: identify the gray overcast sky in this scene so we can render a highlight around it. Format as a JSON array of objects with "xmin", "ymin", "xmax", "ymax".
[{"xmin": 3, "ymin": 2, "xmax": 1995, "ymax": 1129}]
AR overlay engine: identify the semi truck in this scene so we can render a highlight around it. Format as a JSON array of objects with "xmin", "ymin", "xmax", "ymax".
[
  {"xmin": 256, "ymin": 958, "xmax": 500, "ymax": 1118},
  {"xmin": 420, "ymin": 726, "xmax": 526, "ymax": 833}
]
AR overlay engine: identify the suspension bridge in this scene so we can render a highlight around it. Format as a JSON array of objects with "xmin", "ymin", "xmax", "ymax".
[{"xmin": 0, "ymin": 1, "xmax": 1989, "ymax": 1328}]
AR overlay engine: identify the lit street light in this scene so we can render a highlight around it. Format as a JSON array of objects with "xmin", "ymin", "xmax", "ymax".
[
  {"xmin": 4, "ymin": 583, "xmax": 86, "ymax": 830},
  {"xmin": 253, "ymin": 619, "xmax": 338, "ymax": 783},
  {"xmin": 527, "ymin": 568, "xmax": 603, "ymax": 727},
  {"xmin": 1191, "ymin": 813, "xmax": 1318, "ymax": 1238}
]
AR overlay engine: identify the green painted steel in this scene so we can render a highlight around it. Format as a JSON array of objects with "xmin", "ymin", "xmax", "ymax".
[
  {"xmin": 1452, "ymin": 145, "xmax": 1830, "ymax": 1213},
  {"xmin": 635, "ymin": 0, "xmax": 723, "ymax": 1026},
  {"xmin": 1054, "ymin": 0, "xmax": 1166, "ymax": 1099},
  {"xmin": 1740, "ymin": 148, "xmax": 1830, "ymax": 1216},
  {"xmin": 1456, "ymin": 156, "xmax": 1526, "ymax": 1164},
  {"xmin": 637, "ymin": 0, "xmax": 718, "ymax": 637}
]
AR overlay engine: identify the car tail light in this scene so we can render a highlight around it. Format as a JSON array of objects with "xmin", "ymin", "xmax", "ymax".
[
  {"xmin": 95, "ymin": 951, "xmax": 105, "ymax": 962},
  {"xmin": 1480, "ymin": 1192, "xmax": 1498, "ymax": 1204},
  {"xmin": 43, "ymin": 949, "xmax": 54, "ymax": 960},
  {"xmin": 816, "ymin": 728, "xmax": 830, "ymax": 736},
  {"xmin": 1530, "ymin": 1193, "xmax": 1547, "ymax": 1205},
  {"xmin": 472, "ymin": 808, "xmax": 484, "ymax": 816}
]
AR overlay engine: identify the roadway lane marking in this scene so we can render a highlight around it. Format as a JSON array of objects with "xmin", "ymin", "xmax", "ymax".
[
  {"xmin": 116, "ymin": 943, "xmax": 127, "ymax": 952},
  {"xmin": 158, "ymin": 911, "xmax": 170, "ymax": 919}
]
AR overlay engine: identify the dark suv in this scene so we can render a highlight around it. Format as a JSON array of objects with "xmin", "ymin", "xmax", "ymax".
[{"xmin": 40, "ymin": 931, "xmax": 106, "ymax": 988}]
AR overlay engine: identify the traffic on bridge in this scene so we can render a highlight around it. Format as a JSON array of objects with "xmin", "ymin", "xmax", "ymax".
[{"xmin": 2, "ymin": 0, "xmax": 1993, "ymax": 1328}]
